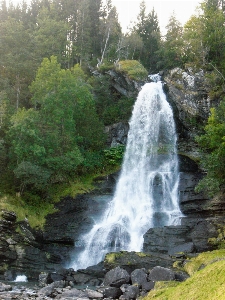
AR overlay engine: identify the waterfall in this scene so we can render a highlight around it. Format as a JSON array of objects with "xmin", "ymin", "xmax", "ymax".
[{"xmin": 71, "ymin": 79, "xmax": 182, "ymax": 270}]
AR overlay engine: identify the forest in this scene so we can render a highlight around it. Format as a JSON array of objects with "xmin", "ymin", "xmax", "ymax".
[{"xmin": 1, "ymin": 0, "xmax": 225, "ymax": 222}]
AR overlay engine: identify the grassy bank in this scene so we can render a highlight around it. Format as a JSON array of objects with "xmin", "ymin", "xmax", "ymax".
[{"xmin": 145, "ymin": 249, "xmax": 225, "ymax": 300}]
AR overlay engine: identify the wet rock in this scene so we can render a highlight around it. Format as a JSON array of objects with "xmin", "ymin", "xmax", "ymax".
[
  {"xmin": 148, "ymin": 266, "xmax": 176, "ymax": 281},
  {"xmin": 103, "ymin": 267, "xmax": 130, "ymax": 287},
  {"xmin": 105, "ymin": 122, "xmax": 129, "ymax": 147},
  {"xmin": 54, "ymin": 287, "xmax": 88, "ymax": 299},
  {"xmin": 38, "ymin": 280, "xmax": 65, "ymax": 298},
  {"xmin": 86, "ymin": 288, "xmax": 103, "ymax": 299},
  {"xmin": 0, "ymin": 282, "xmax": 12, "ymax": 292},
  {"xmin": 39, "ymin": 272, "xmax": 48, "ymax": 287}
]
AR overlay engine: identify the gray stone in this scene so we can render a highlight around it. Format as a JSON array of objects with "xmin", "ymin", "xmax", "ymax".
[
  {"xmin": 141, "ymin": 280, "xmax": 155, "ymax": 292},
  {"xmin": 130, "ymin": 268, "xmax": 147, "ymax": 286},
  {"xmin": 168, "ymin": 242, "xmax": 195, "ymax": 256},
  {"xmin": 103, "ymin": 267, "xmax": 130, "ymax": 287},
  {"xmin": 99, "ymin": 286, "xmax": 123, "ymax": 299},
  {"xmin": 148, "ymin": 266, "xmax": 176, "ymax": 281},
  {"xmin": 86, "ymin": 288, "xmax": 103, "ymax": 299},
  {"xmin": 0, "ymin": 282, "xmax": 12, "ymax": 292},
  {"xmin": 121, "ymin": 284, "xmax": 139, "ymax": 300}
]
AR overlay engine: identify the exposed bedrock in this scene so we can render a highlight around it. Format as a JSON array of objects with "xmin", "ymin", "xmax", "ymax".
[{"xmin": 1, "ymin": 68, "xmax": 225, "ymax": 281}]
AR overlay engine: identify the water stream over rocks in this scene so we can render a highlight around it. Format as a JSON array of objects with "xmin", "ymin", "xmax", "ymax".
[{"xmin": 71, "ymin": 78, "xmax": 182, "ymax": 270}]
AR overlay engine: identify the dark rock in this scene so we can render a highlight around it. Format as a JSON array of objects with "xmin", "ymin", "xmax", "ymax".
[
  {"xmin": 38, "ymin": 280, "xmax": 65, "ymax": 298},
  {"xmin": 1, "ymin": 211, "xmax": 17, "ymax": 222},
  {"xmin": 130, "ymin": 268, "xmax": 147, "ymax": 286},
  {"xmin": 148, "ymin": 266, "xmax": 176, "ymax": 281},
  {"xmin": 4, "ymin": 270, "xmax": 15, "ymax": 281},
  {"xmin": 103, "ymin": 266, "xmax": 130, "ymax": 287},
  {"xmin": 190, "ymin": 219, "xmax": 218, "ymax": 252},
  {"xmin": 104, "ymin": 251, "xmax": 175, "ymax": 272},
  {"xmin": 141, "ymin": 280, "xmax": 155, "ymax": 292},
  {"xmin": 143, "ymin": 225, "xmax": 192, "ymax": 254},
  {"xmin": 105, "ymin": 122, "xmax": 129, "ymax": 147},
  {"xmin": 168, "ymin": 242, "xmax": 195, "ymax": 256},
  {"xmin": 178, "ymin": 154, "xmax": 199, "ymax": 172},
  {"xmin": 47, "ymin": 272, "xmax": 65, "ymax": 283},
  {"xmin": 120, "ymin": 284, "xmax": 139, "ymax": 300},
  {"xmin": 80, "ymin": 261, "xmax": 105, "ymax": 278},
  {"xmin": 99, "ymin": 286, "xmax": 123, "ymax": 298},
  {"xmin": 174, "ymin": 271, "xmax": 189, "ymax": 282}
]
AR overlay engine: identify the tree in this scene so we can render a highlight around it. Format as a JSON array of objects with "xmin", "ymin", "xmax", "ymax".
[
  {"xmin": 134, "ymin": 2, "xmax": 161, "ymax": 72},
  {"xmin": 8, "ymin": 56, "xmax": 105, "ymax": 194},
  {"xmin": 183, "ymin": 0, "xmax": 225, "ymax": 70},
  {"xmin": 157, "ymin": 12, "xmax": 184, "ymax": 69},
  {"xmin": 99, "ymin": 1, "xmax": 122, "ymax": 64},
  {"xmin": 196, "ymin": 100, "xmax": 225, "ymax": 196},
  {"xmin": 0, "ymin": 17, "xmax": 36, "ymax": 111},
  {"xmin": 33, "ymin": 7, "xmax": 69, "ymax": 64}
]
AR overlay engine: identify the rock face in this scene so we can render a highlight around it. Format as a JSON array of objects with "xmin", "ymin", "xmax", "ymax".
[
  {"xmin": 164, "ymin": 67, "xmax": 211, "ymax": 134},
  {"xmin": 105, "ymin": 122, "xmax": 129, "ymax": 147},
  {"xmin": 1, "ymin": 67, "xmax": 225, "ymax": 285}
]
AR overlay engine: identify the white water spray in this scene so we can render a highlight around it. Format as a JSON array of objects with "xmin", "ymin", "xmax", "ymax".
[{"xmin": 72, "ymin": 79, "xmax": 182, "ymax": 270}]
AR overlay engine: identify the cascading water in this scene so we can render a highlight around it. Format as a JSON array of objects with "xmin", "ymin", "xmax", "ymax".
[{"xmin": 72, "ymin": 77, "xmax": 182, "ymax": 270}]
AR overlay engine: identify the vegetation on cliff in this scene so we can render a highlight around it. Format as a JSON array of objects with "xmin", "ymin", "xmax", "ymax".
[{"xmin": 1, "ymin": 0, "xmax": 225, "ymax": 222}]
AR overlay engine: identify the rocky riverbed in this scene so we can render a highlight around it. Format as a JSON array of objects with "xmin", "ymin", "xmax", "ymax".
[{"xmin": 0, "ymin": 263, "xmax": 189, "ymax": 300}]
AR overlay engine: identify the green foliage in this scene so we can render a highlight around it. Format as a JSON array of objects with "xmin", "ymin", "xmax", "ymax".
[
  {"xmin": 208, "ymin": 226, "xmax": 225, "ymax": 249},
  {"xmin": 7, "ymin": 56, "xmax": 105, "ymax": 196},
  {"xmin": 119, "ymin": 60, "xmax": 148, "ymax": 81},
  {"xmin": 134, "ymin": 3, "xmax": 161, "ymax": 72},
  {"xmin": 90, "ymin": 74, "xmax": 135, "ymax": 126},
  {"xmin": 103, "ymin": 145, "xmax": 125, "ymax": 166},
  {"xmin": 157, "ymin": 13, "xmax": 184, "ymax": 70},
  {"xmin": 196, "ymin": 101, "xmax": 225, "ymax": 196}
]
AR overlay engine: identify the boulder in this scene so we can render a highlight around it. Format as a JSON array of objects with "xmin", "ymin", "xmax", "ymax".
[
  {"xmin": 120, "ymin": 284, "xmax": 139, "ymax": 300},
  {"xmin": 0, "ymin": 282, "xmax": 12, "ymax": 292},
  {"xmin": 38, "ymin": 280, "xmax": 65, "ymax": 298},
  {"xmin": 98, "ymin": 286, "xmax": 123, "ymax": 299},
  {"xmin": 148, "ymin": 266, "xmax": 176, "ymax": 281},
  {"xmin": 141, "ymin": 280, "xmax": 155, "ymax": 292},
  {"xmin": 130, "ymin": 268, "xmax": 147, "ymax": 287},
  {"xmin": 86, "ymin": 288, "xmax": 103, "ymax": 299},
  {"xmin": 103, "ymin": 267, "xmax": 130, "ymax": 287}
]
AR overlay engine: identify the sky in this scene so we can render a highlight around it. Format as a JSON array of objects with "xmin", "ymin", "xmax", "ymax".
[
  {"xmin": 6, "ymin": 0, "xmax": 201, "ymax": 34},
  {"xmin": 111, "ymin": 0, "xmax": 201, "ymax": 34}
]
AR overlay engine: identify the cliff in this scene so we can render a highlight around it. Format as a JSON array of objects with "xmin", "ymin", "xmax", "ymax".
[{"xmin": 1, "ymin": 67, "xmax": 225, "ymax": 282}]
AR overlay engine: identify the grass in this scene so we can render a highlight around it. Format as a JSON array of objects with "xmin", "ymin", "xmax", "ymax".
[
  {"xmin": 144, "ymin": 249, "xmax": 225, "ymax": 300},
  {"xmin": 183, "ymin": 249, "xmax": 225, "ymax": 276},
  {"xmin": 0, "ymin": 166, "xmax": 120, "ymax": 229},
  {"xmin": 0, "ymin": 194, "xmax": 55, "ymax": 228}
]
